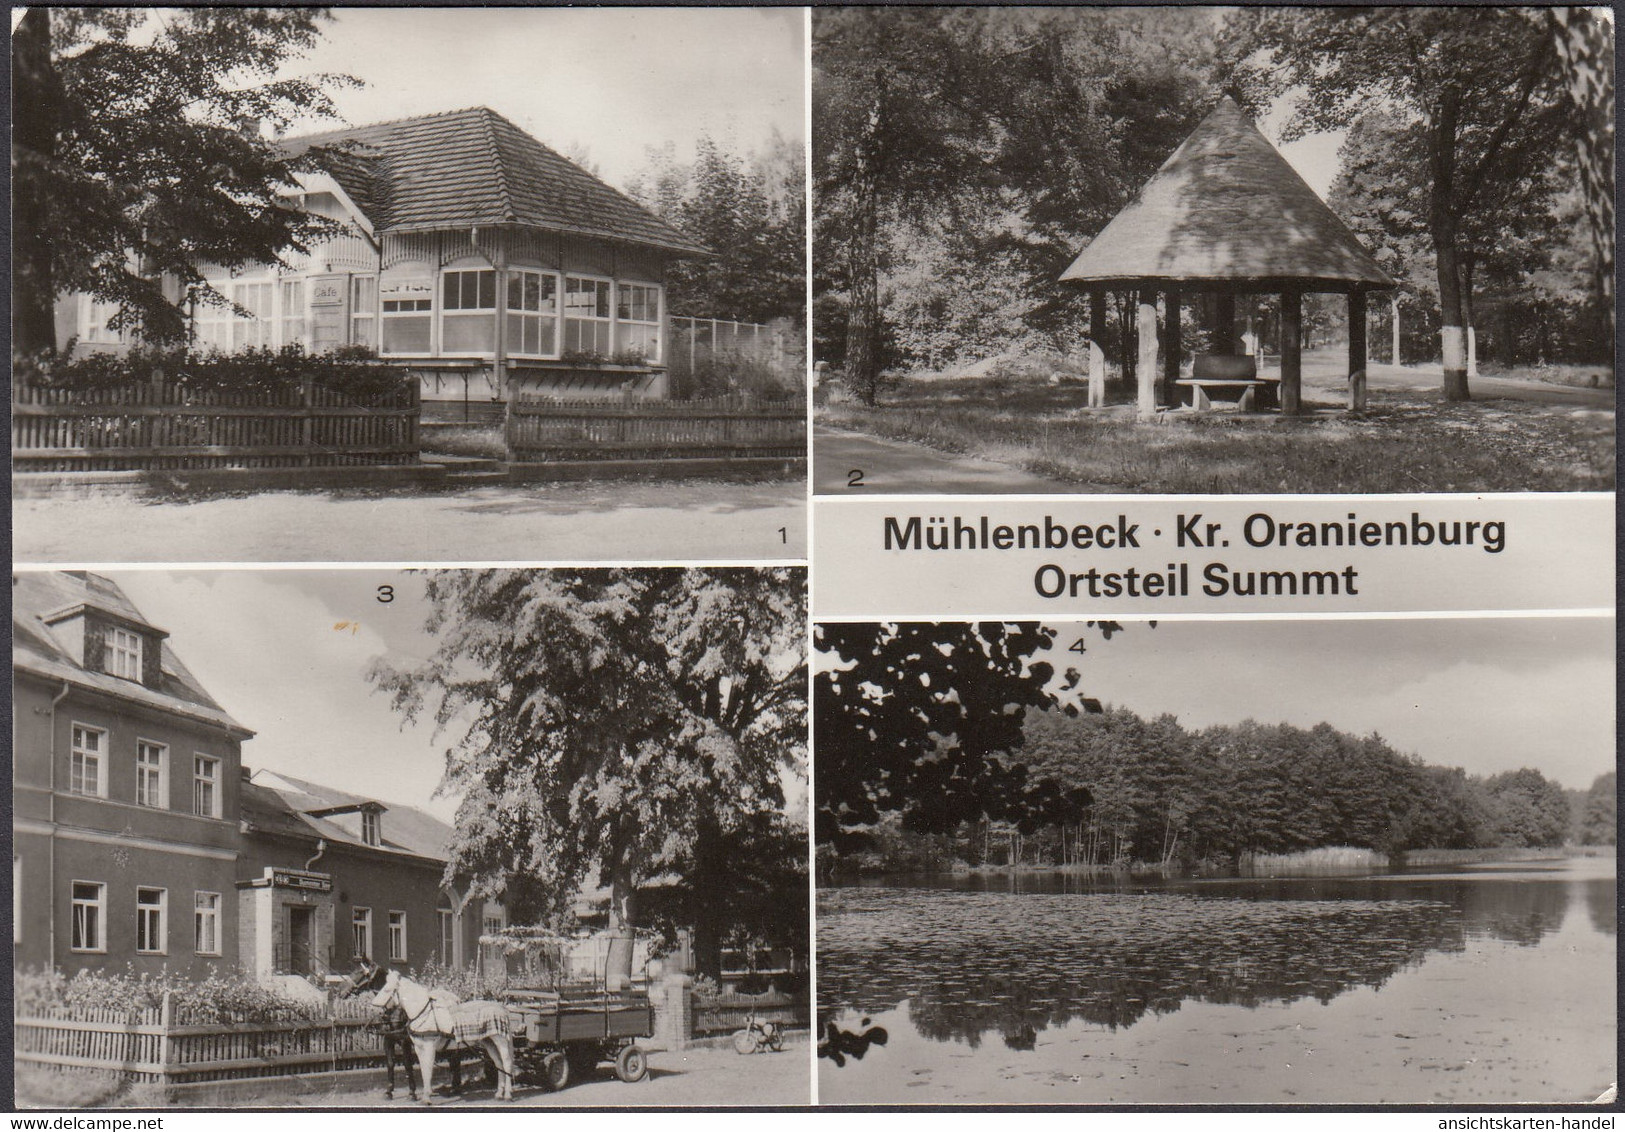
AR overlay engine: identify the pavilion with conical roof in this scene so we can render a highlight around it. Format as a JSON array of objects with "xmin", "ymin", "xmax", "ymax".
[{"xmin": 1060, "ymin": 96, "xmax": 1394, "ymax": 417}]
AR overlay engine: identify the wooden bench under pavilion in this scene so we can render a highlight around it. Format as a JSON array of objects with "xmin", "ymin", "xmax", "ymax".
[{"xmin": 1060, "ymin": 96, "xmax": 1394, "ymax": 419}]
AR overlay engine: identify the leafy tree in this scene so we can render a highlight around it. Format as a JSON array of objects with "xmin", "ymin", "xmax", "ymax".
[
  {"xmin": 370, "ymin": 569, "xmax": 805, "ymax": 980},
  {"xmin": 11, "ymin": 7, "xmax": 355, "ymax": 357},
  {"xmin": 815, "ymin": 622, "xmax": 1108, "ymax": 852},
  {"xmin": 1483, "ymin": 767, "xmax": 1572, "ymax": 848},
  {"xmin": 1578, "ymin": 771, "xmax": 1617, "ymax": 846},
  {"xmin": 1227, "ymin": 7, "xmax": 1579, "ymax": 400},
  {"xmin": 626, "ymin": 132, "xmax": 805, "ymax": 326}
]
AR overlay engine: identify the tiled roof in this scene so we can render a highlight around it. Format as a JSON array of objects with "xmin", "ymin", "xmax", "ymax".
[
  {"xmin": 242, "ymin": 768, "xmax": 455, "ymax": 866},
  {"xmin": 12, "ymin": 572, "xmax": 252, "ymax": 736},
  {"xmin": 283, "ymin": 107, "xmax": 708, "ymax": 257},
  {"xmin": 1061, "ymin": 97, "xmax": 1394, "ymax": 292}
]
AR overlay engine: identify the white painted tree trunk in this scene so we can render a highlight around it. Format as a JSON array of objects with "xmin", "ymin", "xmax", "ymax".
[
  {"xmin": 1137, "ymin": 295, "xmax": 1158, "ymax": 421},
  {"xmin": 1087, "ymin": 339, "xmax": 1105, "ymax": 408},
  {"xmin": 1441, "ymin": 325, "xmax": 1466, "ymax": 377},
  {"xmin": 1466, "ymin": 325, "xmax": 1478, "ymax": 378},
  {"xmin": 1391, "ymin": 296, "xmax": 1401, "ymax": 365}
]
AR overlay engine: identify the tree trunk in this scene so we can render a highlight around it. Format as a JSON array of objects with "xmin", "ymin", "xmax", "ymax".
[
  {"xmin": 1280, "ymin": 289, "xmax": 1302, "ymax": 415},
  {"xmin": 843, "ymin": 90, "xmax": 883, "ymax": 406},
  {"xmin": 687, "ymin": 812, "xmax": 726, "ymax": 983},
  {"xmin": 12, "ymin": 8, "xmax": 62, "ymax": 359},
  {"xmin": 1461, "ymin": 258, "xmax": 1478, "ymax": 379},
  {"xmin": 1429, "ymin": 92, "xmax": 1471, "ymax": 401}
]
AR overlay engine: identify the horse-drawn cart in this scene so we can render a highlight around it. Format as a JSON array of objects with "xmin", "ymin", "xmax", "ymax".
[{"xmin": 502, "ymin": 986, "xmax": 653, "ymax": 1090}]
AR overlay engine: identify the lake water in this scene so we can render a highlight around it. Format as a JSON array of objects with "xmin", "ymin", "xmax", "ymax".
[{"xmin": 816, "ymin": 856, "xmax": 1616, "ymax": 1104}]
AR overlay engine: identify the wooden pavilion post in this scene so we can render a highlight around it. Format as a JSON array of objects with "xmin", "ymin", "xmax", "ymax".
[
  {"xmin": 1280, "ymin": 289, "xmax": 1303, "ymax": 416},
  {"xmin": 1088, "ymin": 290, "xmax": 1107, "ymax": 408},
  {"xmin": 1347, "ymin": 290, "xmax": 1368, "ymax": 411},
  {"xmin": 1162, "ymin": 288, "xmax": 1182, "ymax": 408},
  {"xmin": 1136, "ymin": 288, "xmax": 1159, "ymax": 421},
  {"xmin": 1214, "ymin": 292, "xmax": 1236, "ymax": 353}
]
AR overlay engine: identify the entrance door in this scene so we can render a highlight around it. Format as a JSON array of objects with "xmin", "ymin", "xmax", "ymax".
[{"xmin": 287, "ymin": 905, "xmax": 316, "ymax": 975}]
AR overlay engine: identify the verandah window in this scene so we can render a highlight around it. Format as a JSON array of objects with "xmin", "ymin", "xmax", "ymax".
[
  {"xmin": 506, "ymin": 270, "xmax": 559, "ymax": 357},
  {"xmin": 564, "ymin": 277, "xmax": 612, "ymax": 355},
  {"xmin": 617, "ymin": 283, "xmax": 661, "ymax": 362},
  {"xmin": 442, "ymin": 269, "xmax": 497, "ymax": 353}
]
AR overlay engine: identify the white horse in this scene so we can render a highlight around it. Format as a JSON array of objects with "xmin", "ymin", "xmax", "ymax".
[{"xmin": 370, "ymin": 968, "xmax": 517, "ymax": 1103}]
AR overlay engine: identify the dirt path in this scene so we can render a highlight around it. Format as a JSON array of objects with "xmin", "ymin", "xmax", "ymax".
[
  {"xmin": 12, "ymin": 479, "xmax": 807, "ymax": 564},
  {"xmin": 814, "ymin": 426, "xmax": 1080, "ymax": 495}
]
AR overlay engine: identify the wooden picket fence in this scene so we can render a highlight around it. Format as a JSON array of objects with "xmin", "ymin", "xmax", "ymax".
[
  {"xmin": 506, "ymin": 394, "xmax": 805, "ymax": 462},
  {"xmin": 12, "ymin": 380, "xmax": 420, "ymax": 473},
  {"xmin": 692, "ymin": 990, "xmax": 809, "ymax": 1036},
  {"xmin": 14, "ymin": 993, "xmax": 386, "ymax": 1084}
]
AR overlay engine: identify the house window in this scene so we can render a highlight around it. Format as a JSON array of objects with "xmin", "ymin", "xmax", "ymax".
[
  {"xmin": 564, "ymin": 277, "xmax": 612, "ymax": 356},
  {"xmin": 441, "ymin": 269, "xmax": 497, "ymax": 353},
  {"xmin": 506, "ymin": 270, "xmax": 559, "ymax": 357},
  {"xmin": 192, "ymin": 755, "xmax": 221, "ymax": 818},
  {"xmin": 71, "ymin": 881, "xmax": 105, "ymax": 951},
  {"xmin": 381, "ymin": 293, "xmax": 432, "ymax": 355},
  {"xmin": 82, "ymin": 297, "xmax": 126, "ymax": 345},
  {"xmin": 231, "ymin": 281, "xmax": 275, "ymax": 351},
  {"xmin": 388, "ymin": 911, "xmax": 407, "ymax": 961},
  {"xmin": 361, "ymin": 810, "xmax": 381, "ymax": 846},
  {"xmin": 482, "ymin": 914, "xmax": 504, "ymax": 938},
  {"xmin": 616, "ymin": 282, "xmax": 662, "ymax": 362},
  {"xmin": 105, "ymin": 627, "xmax": 143, "ymax": 681},
  {"xmin": 351, "ymin": 276, "xmax": 377, "ymax": 349},
  {"xmin": 195, "ymin": 892, "xmax": 221, "ymax": 955},
  {"xmin": 352, "ymin": 907, "xmax": 373, "ymax": 959},
  {"xmin": 70, "ymin": 724, "xmax": 106, "ymax": 797},
  {"xmin": 280, "ymin": 279, "xmax": 306, "ymax": 348},
  {"xmin": 438, "ymin": 908, "xmax": 455, "ymax": 964},
  {"xmin": 136, "ymin": 741, "xmax": 167, "ymax": 809},
  {"xmin": 136, "ymin": 887, "xmax": 167, "ymax": 954}
]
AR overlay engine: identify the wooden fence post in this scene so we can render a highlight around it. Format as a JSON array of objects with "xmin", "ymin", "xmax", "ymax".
[
  {"xmin": 300, "ymin": 380, "xmax": 315, "ymax": 466},
  {"xmin": 159, "ymin": 990, "xmax": 173, "ymax": 1078}
]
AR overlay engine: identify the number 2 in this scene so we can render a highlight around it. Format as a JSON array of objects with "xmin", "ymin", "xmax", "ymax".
[{"xmin": 847, "ymin": 469, "xmax": 865, "ymax": 488}]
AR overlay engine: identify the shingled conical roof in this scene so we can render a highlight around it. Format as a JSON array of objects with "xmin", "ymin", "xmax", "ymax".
[{"xmin": 1060, "ymin": 97, "xmax": 1393, "ymax": 293}]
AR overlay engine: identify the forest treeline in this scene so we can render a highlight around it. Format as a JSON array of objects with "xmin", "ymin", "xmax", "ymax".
[{"xmin": 833, "ymin": 705, "xmax": 1615, "ymax": 875}]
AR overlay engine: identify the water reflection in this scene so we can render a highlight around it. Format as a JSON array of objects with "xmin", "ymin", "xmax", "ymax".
[{"xmin": 819, "ymin": 863, "xmax": 1606, "ymax": 1049}]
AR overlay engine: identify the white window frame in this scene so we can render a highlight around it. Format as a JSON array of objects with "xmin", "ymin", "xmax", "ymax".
[
  {"xmin": 388, "ymin": 910, "xmax": 407, "ymax": 961},
  {"xmin": 279, "ymin": 278, "xmax": 307, "ymax": 350},
  {"xmin": 70, "ymin": 723, "xmax": 107, "ymax": 798},
  {"xmin": 105, "ymin": 626, "xmax": 144, "ymax": 681},
  {"xmin": 437, "ymin": 907, "xmax": 455, "ymax": 964},
  {"xmin": 135, "ymin": 740, "xmax": 168, "ymax": 809},
  {"xmin": 80, "ymin": 296, "xmax": 127, "ymax": 346},
  {"xmin": 352, "ymin": 906, "xmax": 373, "ymax": 960},
  {"xmin": 230, "ymin": 279, "xmax": 276, "ymax": 351},
  {"xmin": 136, "ymin": 887, "xmax": 167, "ymax": 955},
  {"xmin": 70, "ymin": 881, "xmax": 106, "ymax": 953},
  {"xmin": 361, "ymin": 809, "xmax": 381, "ymax": 847},
  {"xmin": 379, "ymin": 281, "xmax": 434, "ymax": 357},
  {"xmin": 563, "ymin": 275, "xmax": 614, "ymax": 357},
  {"xmin": 439, "ymin": 268, "xmax": 498, "ymax": 357},
  {"xmin": 192, "ymin": 754, "xmax": 221, "ymax": 819},
  {"xmin": 195, "ymin": 891, "xmax": 222, "ymax": 956},
  {"xmin": 505, "ymin": 268, "xmax": 562, "ymax": 359},
  {"xmin": 350, "ymin": 275, "xmax": 378, "ymax": 350},
  {"xmin": 615, "ymin": 280, "xmax": 663, "ymax": 363}
]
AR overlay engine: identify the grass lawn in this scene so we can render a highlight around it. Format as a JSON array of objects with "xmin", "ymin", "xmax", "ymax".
[{"xmin": 818, "ymin": 376, "xmax": 1614, "ymax": 493}]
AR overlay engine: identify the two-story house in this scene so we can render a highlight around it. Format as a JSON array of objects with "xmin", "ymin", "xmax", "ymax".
[
  {"xmin": 13, "ymin": 571, "xmax": 503, "ymax": 982},
  {"xmin": 61, "ymin": 107, "xmax": 709, "ymax": 422},
  {"xmin": 12, "ymin": 571, "xmax": 253, "ymax": 977}
]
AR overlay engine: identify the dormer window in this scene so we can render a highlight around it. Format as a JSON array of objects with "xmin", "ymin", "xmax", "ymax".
[
  {"xmin": 105, "ymin": 627, "xmax": 143, "ymax": 681},
  {"xmin": 362, "ymin": 810, "xmax": 381, "ymax": 846}
]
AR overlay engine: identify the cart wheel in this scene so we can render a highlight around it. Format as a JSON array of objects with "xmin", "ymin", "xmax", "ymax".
[
  {"xmin": 733, "ymin": 1029, "xmax": 760, "ymax": 1055},
  {"xmin": 615, "ymin": 1044, "xmax": 648, "ymax": 1083},
  {"xmin": 541, "ymin": 1051, "xmax": 570, "ymax": 1092}
]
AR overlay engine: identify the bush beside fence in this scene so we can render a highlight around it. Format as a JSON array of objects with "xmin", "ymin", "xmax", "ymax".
[
  {"xmin": 12, "ymin": 380, "xmax": 420, "ymax": 473},
  {"xmin": 507, "ymin": 394, "xmax": 805, "ymax": 462},
  {"xmin": 15, "ymin": 993, "xmax": 382, "ymax": 1084}
]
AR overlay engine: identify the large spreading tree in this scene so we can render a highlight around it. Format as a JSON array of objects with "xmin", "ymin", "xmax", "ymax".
[
  {"xmin": 1225, "ymin": 7, "xmax": 1598, "ymax": 400},
  {"xmin": 11, "ymin": 7, "xmax": 354, "ymax": 357},
  {"xmin": 369, "ymin": 569, "xmax": 806, "ymax": 980}
]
